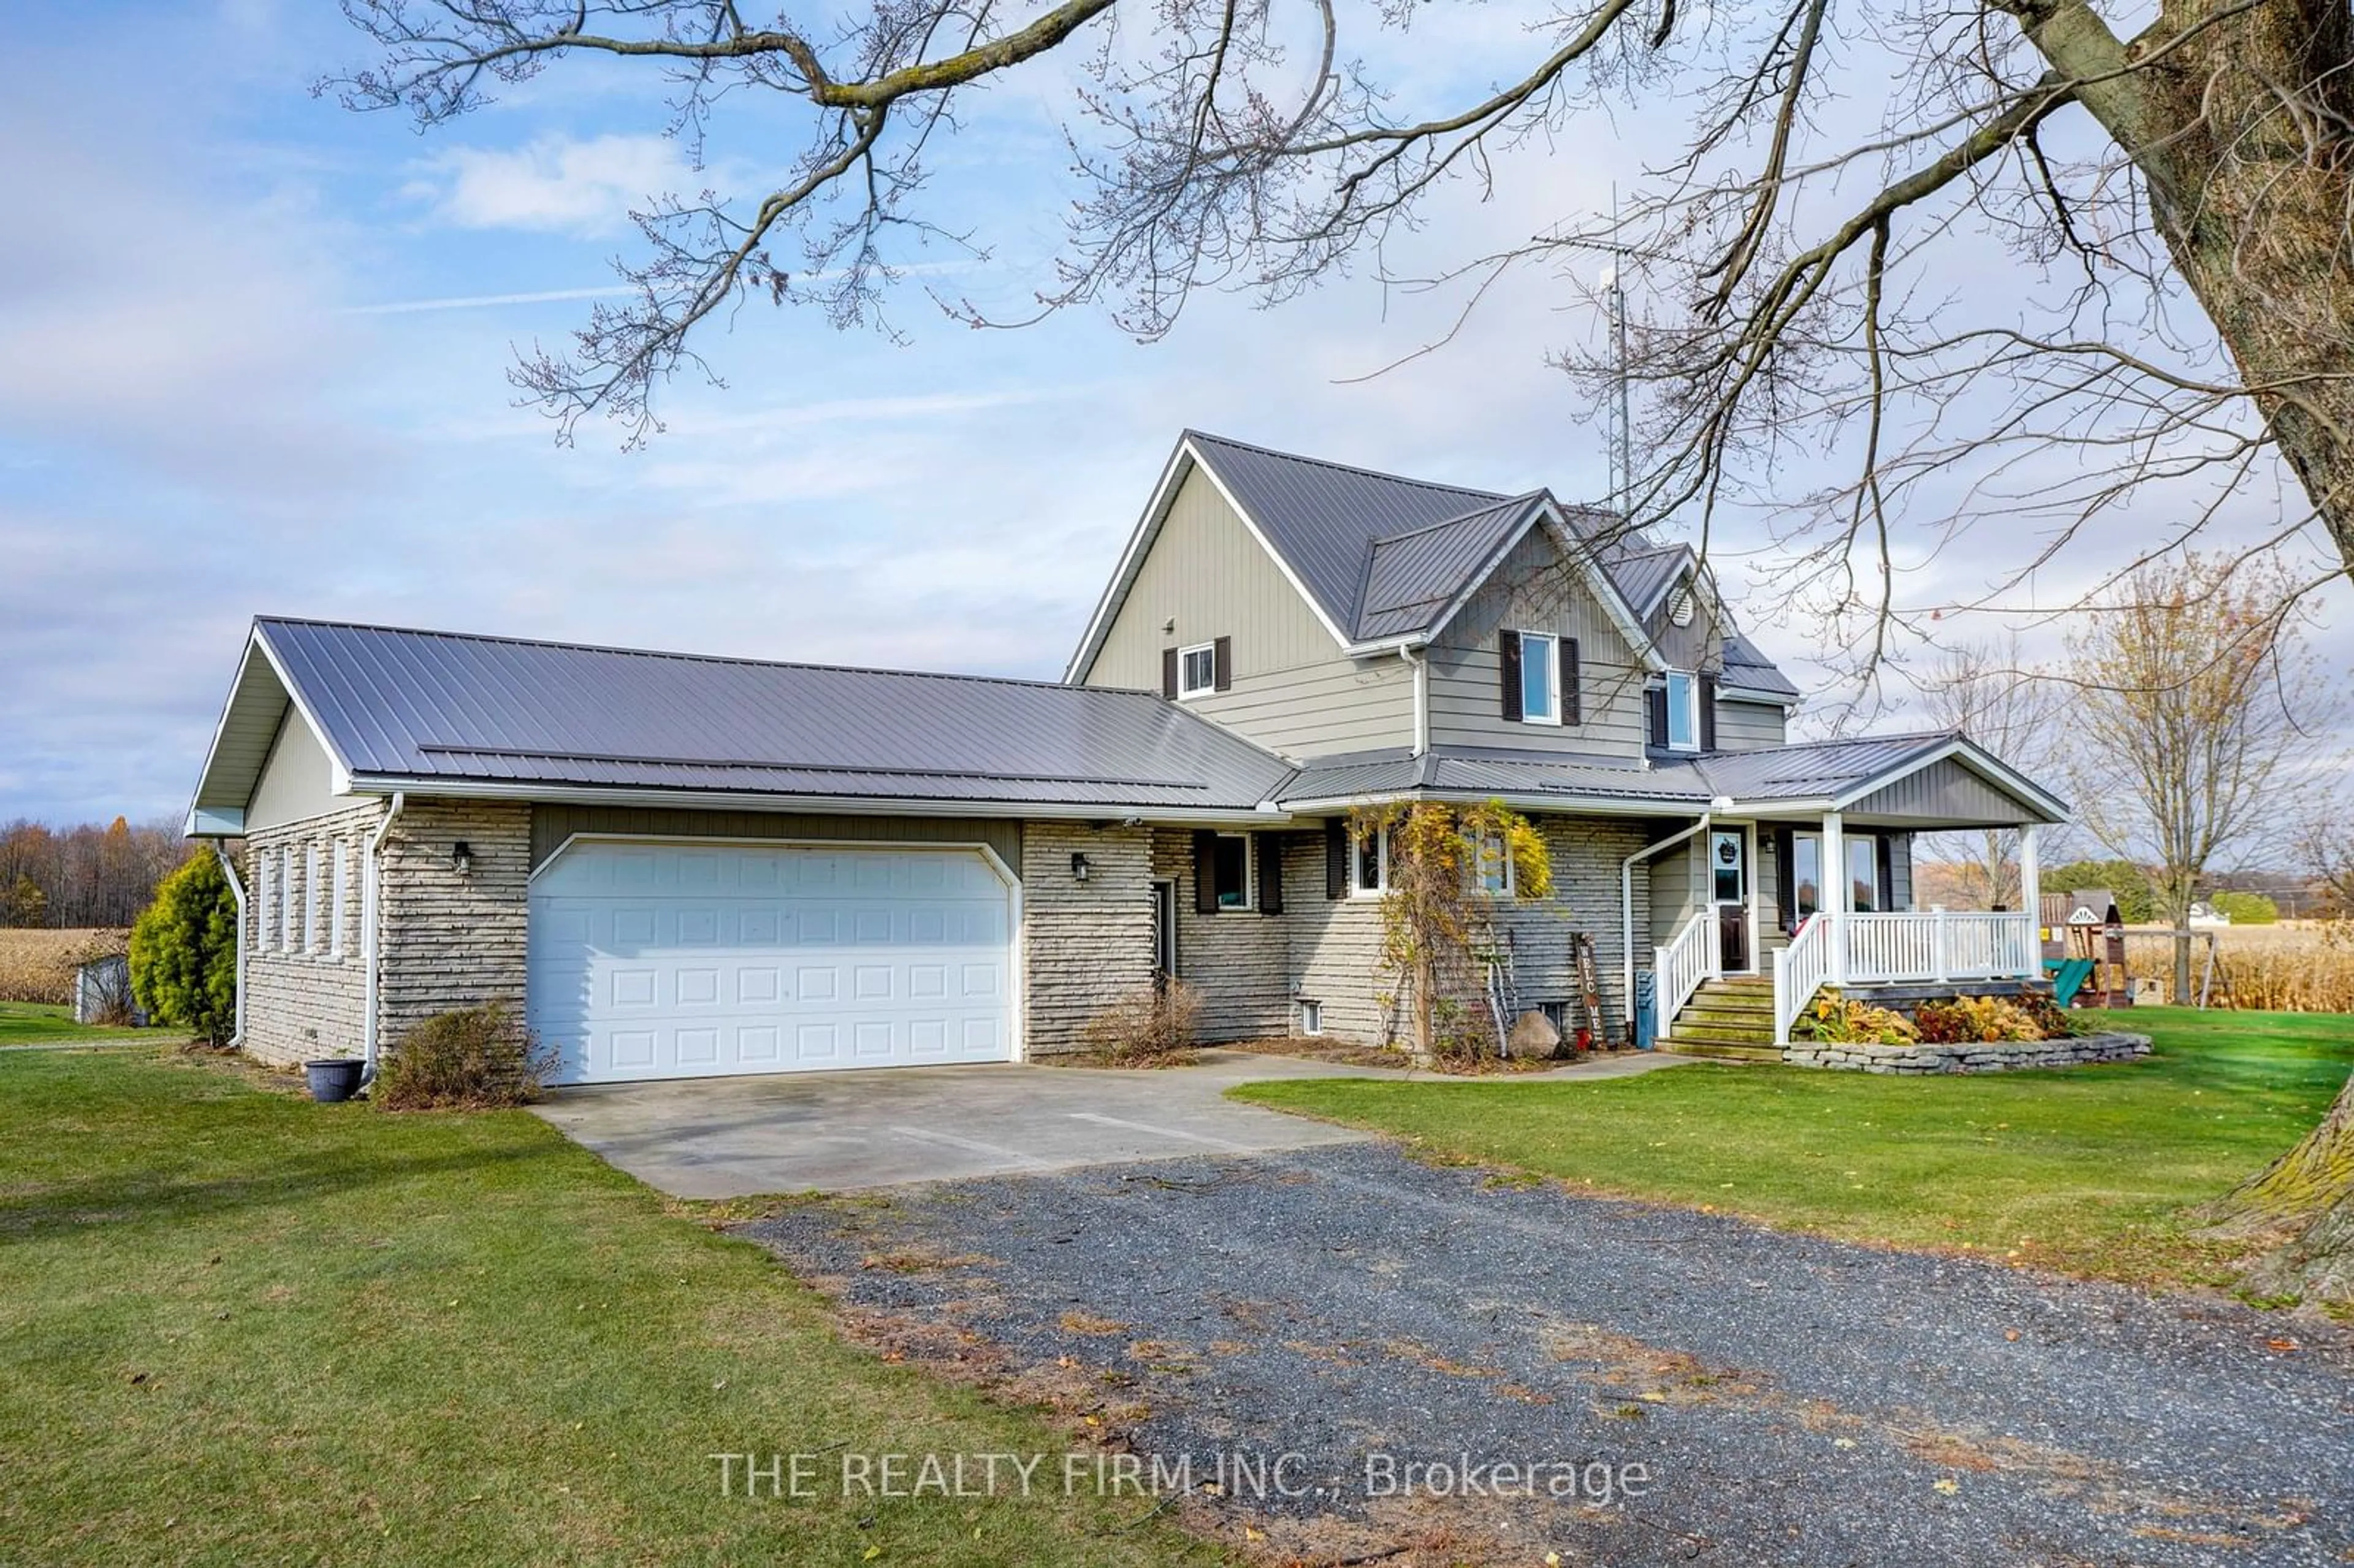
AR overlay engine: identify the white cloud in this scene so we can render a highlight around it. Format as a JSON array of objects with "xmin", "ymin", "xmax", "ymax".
[{"xmin": 411, "ymin": 133, "xmax": 692, "ymax": 235}]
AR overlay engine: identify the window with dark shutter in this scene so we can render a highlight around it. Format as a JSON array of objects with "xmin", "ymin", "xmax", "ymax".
[
  {"xmin": 1213, "ymin": 635, "xmax": 1233, "ymax": 692},
  {"xmin": 1193, "ymin": 830, "xmax": 1218, "ymax": 915},
  {"xmin": 1499, "ymin": 630, "xmax": 1523, "ymax": 721},
  {"xmin": 1699, "ymin": 674, "xmax": 1718, "ymax": 750},
  {"xmin": 1647, "ymin": 685, "xmax": 1669, "ymax": 747},
  {"xmin": 1256, "ymin": 834, "xmax": 1284, "ymax": 915},
  {"xmin": 1878, "ymin": 835, "xmax": 1899, "ymax": 913},
  {"xmin": 1773, "ymin": 828, "xmax": 1796, "ymax": 934},
  {"xmin": 1325, "ymin": 820, "xmax": 1349, "ymax": 900},
  {"xmin": 1162, "ymin": 647, "xmax": 1179, "ymax": 700},
  {"xmin": 1561, "ymin": 637, "xmax": 1580, "ymax": 725}
]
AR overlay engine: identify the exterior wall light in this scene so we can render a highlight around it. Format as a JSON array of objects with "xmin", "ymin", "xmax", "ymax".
[
  {"xmin": 1070, "ymin": 852, "xmax": 1091, "ymax": 883},
  {"xmin": 451, "ymin": 841, "xmax": 474, "ymax": 877}
]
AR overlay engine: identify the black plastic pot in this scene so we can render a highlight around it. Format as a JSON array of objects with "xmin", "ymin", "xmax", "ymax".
[{"xmin": 304, "ymin": 1058, "xmax": 366, "ymax": 1103}]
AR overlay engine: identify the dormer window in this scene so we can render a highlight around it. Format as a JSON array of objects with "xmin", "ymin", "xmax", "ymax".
[{"xmin": 1664, "ymin": 671, "xmax": 1700, "ymax": 752}]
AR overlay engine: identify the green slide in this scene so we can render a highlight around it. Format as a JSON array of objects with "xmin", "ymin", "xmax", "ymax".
[{"xmin": 2044, "ymin": 957, "xmax": 2095, "ymax": 1008}]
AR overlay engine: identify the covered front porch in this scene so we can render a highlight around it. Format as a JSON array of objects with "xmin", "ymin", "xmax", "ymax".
[{"xmin": 1644, "ymin": 737, "xmax": 2067, "ymax": 1053}]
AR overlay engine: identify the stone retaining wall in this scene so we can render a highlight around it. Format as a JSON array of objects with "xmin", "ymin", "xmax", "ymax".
[{"xmin": 1781, "ymin": 1032, "xmax": 2151, "ymax": 1073}]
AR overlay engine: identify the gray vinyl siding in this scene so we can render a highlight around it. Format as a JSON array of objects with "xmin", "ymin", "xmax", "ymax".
[
  {"xmin": 1081, "ymin": 463, "xmax": 1415, "ymax": 758},
  {"xmin": 1649, "ymin": 835, "xmax": 1704, "ymax": 945},
  {"xmin": 1889, "ymin": 832, "xmax": 1914, "ymax": 910},
  {"xmin": 1712, "ymin": 697, "xmax": 1788, "ymax": 752},
  {"xmin": 1848, "ymin": 756, "xmax": 2051, "ymax": 826},
  {"xmin": 1425, "ymin": 531, "xmax": 1651, "ymax": 756},
  {"xmin": 1644, "ymin": 572, "xmax": 1725, "ymax": 672},
  {"xmin": 529, "ymin": 805, "xmax": 1023, "ymax": 876}
]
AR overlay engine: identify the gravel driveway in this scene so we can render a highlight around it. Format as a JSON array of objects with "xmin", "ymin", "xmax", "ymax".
[{"xmin": 746, "ymin": 1142, "xmax": 2354, "ymax": 1567}]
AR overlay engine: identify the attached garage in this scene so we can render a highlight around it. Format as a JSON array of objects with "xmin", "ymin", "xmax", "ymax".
[{"xmin": 528, "ymin": 839, "xmax": 1018, "ymax": 1084}]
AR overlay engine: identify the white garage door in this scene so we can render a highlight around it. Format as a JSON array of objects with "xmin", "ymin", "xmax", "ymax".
[{"xmin": 528, "ymin": 840, "xmax": 1015, "ymax": 1084}]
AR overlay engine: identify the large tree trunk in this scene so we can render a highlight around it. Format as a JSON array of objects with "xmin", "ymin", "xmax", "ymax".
[
  {"xmin": 2201, "ymin": 1070, "xmax": 2354, "ymax": 1302},
  {"xmin": 2025, "ymin": 0, "xmax": 2354, "ymax": 558}
]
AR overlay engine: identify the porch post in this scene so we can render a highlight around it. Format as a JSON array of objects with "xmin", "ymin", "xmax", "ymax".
[
  {"xmin": 1822, "ymin": 810, "xmax": 1847, "ymax": 984},
  {"xmin": 2017, "ymin": 823, "xmax": 2042, "ymax": 978}
]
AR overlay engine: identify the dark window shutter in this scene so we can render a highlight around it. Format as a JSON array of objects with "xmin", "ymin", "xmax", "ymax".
[
  {"xmin": 1256, "ymin": 834, "xmax": 1284, "ymax": 915},
  {"xmin": 1878, "ymin": 835, "xmax": 1899, "ymax": 913},
  {"xmin": 1193, "ymin": 831, "xmax": 1219, "ymax": 915},
  {"xmin": 1213, "ymin": 636, "xmax": 1233, "ymax": 693},
  {"xmin": 1773, "ymin": 828, "xmax": 1796, "ymax": 935},
  {"xmin": 1699, "ymin": 674, "xmax": 1718, "ymax": 750},
  {"xmin": 1560, "ymin": 637, "xmax": 1580, "ymax": 726},
  {"xmin": 1325, "ymin": 820, "xmax": 1349, "ymax": 899},
  {"xmin": 1499, "ymin": 631, "xmax": 1523, "ymax": 721},
  {"xmin": 1647, "ymin": 685, "xmax": 1669, "ymax": 747},
  {"xmin": 1161, "ymin": 647, "xmax": 1179, "ymax": 699}
]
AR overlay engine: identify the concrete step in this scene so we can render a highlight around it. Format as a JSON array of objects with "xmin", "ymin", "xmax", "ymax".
[{"xmin": 1661, "ymin": 1040, "xmax": 1783, "ymax": 1062}]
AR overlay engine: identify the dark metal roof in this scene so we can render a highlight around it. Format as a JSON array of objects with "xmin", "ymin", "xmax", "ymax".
[
  {"xmin": 1276, "ymin": 732, "xmax": 2057, "ymax": 816},
  {"xmin": 1179, "ymin": 433, "xmax": 1799, "ymax": 695},
  {"xmin": 1721, "ymin": 631, "xmax": 1802, "ymax": 698},
  {"xmin": 248, "ymin": 618, "xmax": 1294, "ymax": 812},
  {"xmin": 1355, "ymin": 495, "xmax": 1544, "ymax": 641}
]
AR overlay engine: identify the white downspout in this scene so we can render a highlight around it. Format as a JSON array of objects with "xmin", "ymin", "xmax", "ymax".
[
  {"xmin": 213, "ymin": 845, "xmax": 248, "ymax": 1049},
  {"xmin": 360, "ymin": 791, "xmax": 406, "ymax": 1078},
  {"xmin": 1620, "ymin": 812, "xmax": 1711, "ymax": 1021},
  {"xmin": 1403, "ymin": 645, "xmax": 1429, "ymax": 757}
]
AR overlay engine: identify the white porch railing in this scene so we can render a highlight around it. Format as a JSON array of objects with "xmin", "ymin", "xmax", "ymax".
[
  {"xmin": 1770, "ymin": 911, "xmax": 2036, "ymax": 1044},
  {"xmin": 1840, "ymin": 911, "xmax": 2039, "ymax": 984},
  {"xmin": 1773, "ymin": 914, "xmax": 1830, "ymax": 1044},
  {"xmin": 1653, "ymin": 908, "xmax": 1716, "ymax": 1035}
]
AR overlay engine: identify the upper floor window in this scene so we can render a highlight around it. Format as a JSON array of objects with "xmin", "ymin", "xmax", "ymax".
[
  {"xmin": 1663, "ymin": 671, "xmax": 1701, "ymax": 752},
  {"xmin": 1178, "ymin": 642, "xmax": 1218, "ymax": 699},
  {"xmin": 1501, "ymin": 630, "xmax": 1579, "ymax": 726}
]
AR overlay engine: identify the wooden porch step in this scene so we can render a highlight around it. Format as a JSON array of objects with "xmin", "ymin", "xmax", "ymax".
[
  {"xmin": 1668, "ymin": 1019, "xmax": 1778, "ymax": 1046},
  {"xmin": 1660, "ymin": 1040, "xmax": 1783, "ymax": 1062}
]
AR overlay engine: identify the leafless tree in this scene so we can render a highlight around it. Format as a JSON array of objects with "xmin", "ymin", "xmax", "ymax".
[
  {"xmin": 1916, "ymin": 636, "xmax": 2063, "ymax": 909},
  {"xmin": 2063, "ymin": 554, "xmax": 2323, "ymax": 997},
  {"xmin": 327, "ymin": 1, "xmax": 2353, "ymax": 631}
]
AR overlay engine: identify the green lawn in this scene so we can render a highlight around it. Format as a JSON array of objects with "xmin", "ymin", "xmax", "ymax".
[
  {"xmin": 0, "ymin": 1002, "xmax": 150, "ymax": 1046},
  {"xmin": 1233, "ymin": 1008, "xmax": 2353, "ymax": 1294},
  {"xmin": 0, "ymin": 1048, "xmax": 1216, "ymax": 1567}
]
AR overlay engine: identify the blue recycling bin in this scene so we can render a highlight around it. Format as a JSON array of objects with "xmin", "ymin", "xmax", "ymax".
[{"xmin": 1633, "ymin": 970, "xmax": 1658, "ymax": 1051}]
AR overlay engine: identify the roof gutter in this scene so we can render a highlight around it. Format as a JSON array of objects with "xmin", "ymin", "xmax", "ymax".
[
  {"xmin": 212, "ymin": 845, "xmax": 248, "ymax": 1051},
  {"xmin": 1278, "ymin": 789, "xmax": 1711, "ymax": 819},
  {"xmin": 343, "ymin": 775, "xmax": 1290, "ymax": 828},
  {"xmin": 1620, "ymin": 810, "xmax": 1714, "ymax": 1016},
  {"xmin": 359, "ymin": 791, "xmax": 405, "ymax": 1081}
]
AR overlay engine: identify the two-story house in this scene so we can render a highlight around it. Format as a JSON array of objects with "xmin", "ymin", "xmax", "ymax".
[{"xmin": 183, "ymin": 430, "xmax": 2069, "ymax": 1083}]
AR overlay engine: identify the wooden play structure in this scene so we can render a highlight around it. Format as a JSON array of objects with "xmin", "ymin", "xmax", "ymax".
[{"xmin": 2040, "ymin": 889, "xmax": 2129, "ymax": 1008}]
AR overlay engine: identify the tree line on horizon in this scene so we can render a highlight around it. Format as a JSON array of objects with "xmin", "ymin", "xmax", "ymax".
[{"xmin": 0, "ymin": 818, "xmax": 194, "ymax": 931}]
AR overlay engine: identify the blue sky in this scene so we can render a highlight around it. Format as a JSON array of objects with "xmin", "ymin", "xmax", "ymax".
[{"xmin": 0, "ymin": 1, "xmax": 2339, "ymax": 830}]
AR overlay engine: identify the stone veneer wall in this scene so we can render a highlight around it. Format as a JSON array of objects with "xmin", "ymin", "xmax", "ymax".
[
  {"xmin": 1781, "ymin": 1032, "xmax": 2152, "ymax": 1073},
  {"xmin": 1157, "ymin": 815, "xmax": 1653, "ymax": 1049},
  {"xmin": 238, "ymin": 799, "xmax": 387, "ymax": 1067},
  {"xmin": 1021, "ymin": 822, "xmax": 1154, "ymax": 1055},
  {"xmin": 375, "ymin": 799, "xmax": 533, "ymax": 1051},
  {"xmin": 1151, "ymin": 828, "xmax": 1293, "ymax": 1041}
]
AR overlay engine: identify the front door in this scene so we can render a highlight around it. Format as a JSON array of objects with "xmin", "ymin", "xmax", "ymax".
[{"xmin": 1710, "ymin": 829, "xmax": 1750, "ymax": 972}]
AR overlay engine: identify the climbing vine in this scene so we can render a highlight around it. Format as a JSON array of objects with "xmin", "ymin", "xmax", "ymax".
[{"xmin": 1353, "ymin": 801, "xmax": 1550, "ymax": 1061}]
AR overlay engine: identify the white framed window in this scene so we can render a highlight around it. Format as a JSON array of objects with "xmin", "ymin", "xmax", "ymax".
[
  {"xmin": 1790, "ymin": 832, "xmax": 1881, "ymax": 917},
  {"xmin": 1351, "ymin": 824, "xmax": 1390, "ymax": 897},
  {"xmin": 1209, "ymin": 832, "xmax": 1254, "ymax": 910},
  {"xmin": 1177, "ymin": 642, "xmax": 1218, "ymax": 699},
  {"xmin": 1298, "ymin": 999, "xmax": 1324, "ymax": 1035},
  {"xmin": 330, "ymin": 840, "xmax": 349, "ymax": 959},
  {"xmin": 302, "ymin": 842, "xmax": 321, "ymax": 953},
  {"xmin": 254, "ymin": 852, "xmax": 273, "ymax": 952},
  {"xmin": 278, "ymin": 846, "xmax": 295, "ymax": 951},
  {"xmin": 1664, "ymin": 670, "xmax": 1700, "ymax": 752},
  {"xmin": 1518, "ymin": 631, "xmax": 1560, "ymax": 725},
  {"xmin": 1472, "ymin": 831, "xmax": 1517, "ymax": 897}
]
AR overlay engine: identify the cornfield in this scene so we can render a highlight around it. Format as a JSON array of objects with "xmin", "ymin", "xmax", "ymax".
[
  {"xmin": 2118, "ymin": 923, "xmax": 2354, "ymax": 1013},
  {"xmin": 0, "ymin": 929, "xmax": 127, "ymax": 1007}
]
